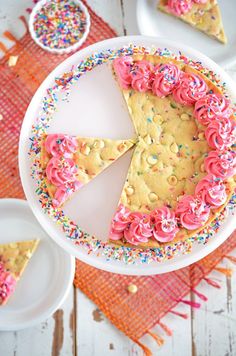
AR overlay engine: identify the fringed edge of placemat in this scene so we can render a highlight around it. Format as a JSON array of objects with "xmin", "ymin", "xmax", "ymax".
[
  {"xmin": 74, "ymin": 254, "xmax": 236, "ymax": 356},
  {"xmin": 0, "ymin": 16, "xmax": 28, "ymax": 57},
  {"xmin": 130, "ymin": 260, "xmax": 235, "ymax": 356}
]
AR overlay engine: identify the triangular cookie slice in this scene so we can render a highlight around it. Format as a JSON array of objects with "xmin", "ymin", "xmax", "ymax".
[
  {"xmin": 41, "ymin": 134, "xmax": 135, "ymax": 207},
  {"xmin": 158, "ymin": 0, "xmax": 227, "ymax": 44},
  {"xmin": 0, "ymin": 240, "xmax": 39, "ymax": 305}
]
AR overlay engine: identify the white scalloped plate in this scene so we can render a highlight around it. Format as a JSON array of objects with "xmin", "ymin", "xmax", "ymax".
[{"xmin": 19, "ymin": 36, "xmax": 236, "ymax": 275}]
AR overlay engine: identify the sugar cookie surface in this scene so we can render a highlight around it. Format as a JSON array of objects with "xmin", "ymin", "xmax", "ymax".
[{"xmin": 120, "ymin": 91, "xmax": 209, "ymax": 212}]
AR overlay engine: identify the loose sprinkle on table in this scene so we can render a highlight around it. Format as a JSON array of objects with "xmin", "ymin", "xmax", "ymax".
[{"xmin": 33, "ymin": 0, "xmax": 88, "ymax": 49}]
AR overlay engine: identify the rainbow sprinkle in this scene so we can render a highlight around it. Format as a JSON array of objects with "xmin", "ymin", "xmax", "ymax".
[
  {"xmin": 29, "ymin": 44, "xmax": 236, "ymax": 265},
  {"xmin": 33, "ymin": 0, "xmax": 88, "ymax": 50}
]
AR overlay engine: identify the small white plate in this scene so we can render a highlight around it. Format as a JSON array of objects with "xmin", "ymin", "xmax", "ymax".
[
  {"xmin": 0, "ymin": 199, "xmax": 75, "ymax": 331},
  {"xmin": 136, "ymin": 0, "xmax": 236, "ymax": 67}
]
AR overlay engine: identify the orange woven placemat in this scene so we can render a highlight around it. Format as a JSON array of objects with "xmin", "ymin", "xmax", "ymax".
[
  {"xmin": 75, "ymin": 232, "xmax": 236, "ymax": 350},
  {"xmin": 0, "ymin": 4, "xmax": 235, "ymax": 356}
]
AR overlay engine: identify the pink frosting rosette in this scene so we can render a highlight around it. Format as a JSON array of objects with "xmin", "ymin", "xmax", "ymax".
[
  {"xmin": 205, "ymin": 117, "xmax": 236, "ymax": 150},
  {"xmin": 167, "ymin": 0, "xmax": 193, "ymax": 16},
  {"xmin": 46, "ymin": 157, "xmax": 78, "ymax": 187},
  {"xmin": 152, "ymin": 63, "xmax": 181, "ymax": 97},
  {"xmin": 45, "ymin": 134, "xmax": 78, "ymax": 158},
  {"xmin": 0, "ymin": 264, "xmax": 16, "ymax": 303},
  {"xmin": 205, "ymin": 149, "xmax": 236, "ymax": 179},
  {"xmin": 172, "ymin": 72, "xmax": 208, "ymax": 106},
  {"xmin": 123, "ymin": 212, "xmax": 153, "ymax": 245},
  {"xmin": 195, "ymin": 174, "xmax": 227, "ymax": 208},
  {"xmin": 193, "ymin": 0, "xmax": 207, "ymax": 3},
  {"xmin": 150, "ymin": 207, "xmax": 179, "ymax": 242},
  {"xmin": 113, "ymin": 56, "xmax": 133, "ymax": 89},
  {"xmin": 194, "ymin": 94, "xmax": 232, "ymax": 126},
  {"xmin": 176, "ymin": 195, "xmax": 210, "ymax": 230},
  {"xmin": 53, "ymin": 180, "xmax": 82, "ymax": 207},
  {"xmin": 109, "ymin": 204, "xmax": 131, "ymax": 240},
  {"xmin": 130, "ymin": 60, "xmax": 154, "ymax": 92}
]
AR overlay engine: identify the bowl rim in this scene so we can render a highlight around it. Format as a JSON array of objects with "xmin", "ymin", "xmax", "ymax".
[{"xmin": 28, "ymin": 0, "xmax": 91, "ymax": 54}]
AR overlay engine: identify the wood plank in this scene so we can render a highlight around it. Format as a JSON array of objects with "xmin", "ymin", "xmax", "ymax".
[
  {"xmin": 76, "ymin": 289, "xmax": 138, "ymax": 355},
  {"xmin": 0, "ymin": 0, "xmax": 32, "ymax": 50},
  {"xmin": 0, "ymin": 2, "xmax": 236, "ymax": 356},
  {"xmin": 192, "ymin": 254, "xmax": 236, "ymax": 356},
  {"xmin": 0, "ymin": 288, "xmax": 75, "ymax": 356},
  {"xmin": 75, "ymin": 287, "xmax": 192, "ymax": 356},
  {"xmin": 86, "ymin": 0, "xmax": 124, "ymax": 35}
]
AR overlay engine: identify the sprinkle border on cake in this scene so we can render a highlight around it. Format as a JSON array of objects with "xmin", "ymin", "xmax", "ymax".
[{"xmin": 29, "ymin": 44, "xmax": 236, "ymax": 265}]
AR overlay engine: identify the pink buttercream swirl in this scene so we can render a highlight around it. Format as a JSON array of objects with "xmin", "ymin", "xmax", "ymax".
[
  {"xmin": 0, "ymin": 263, "xmax": 16, "ymax": 304},
  {"xmin": 150, "ymin": 207, "xmax": 179, "ymax": 242},
  {"xmin": 152, "ymin": 63, "xmax": 181, "ymax": 97},
  {"xmin": 109, "ymin": 206, "xmax": 153, "ymax": 245},
  {"xmin": 113, "ymin": 56, "xmax": 133, "ymax": 89},
  {"xmin": 194, "ymin": 94, "xmax": 232, "ymax": 126},
  {"xmin": 46, "ymin": 157, "xmax": 78, "ymax": 187},
  {"xmin": 109, "ymin": 204, "xmax": 131, "ymax": 240},
  {"xmin": 168, "ymin": 0, "xmax": 193, "ymax": 16},
  {"xmin": 205, "ymin": 117, "xmax": 236, "ymax": 150},
  {"xmin": 124, "ymin": 212, "xmax": 153, "ymax": 245},
  {"xmin": 46, "ymin": 156, "xmax": 82, "ymax": 207},
  {"xmin": 195, "ymin": 174, "xmax": 227, "ymax": 208},
  {"xmin": 53, "ymin": 181, "xmax": 82, "ymax": 207},
  {"xmin": 205, "ymin": 149, "xmax": 236, "ymax": 179},
  {"xmin": 45, "ymin": 134, "xmax": 78, "ymax": 158},
  {"xmin": 130, "ymin": 60, "xmax": 154, "ymax": 92},
  {"xmin": 176, "ymin": 195, "xmax": 210, "ymax": 230},
  {"xmin": 172, "ymin": 72, "xmax": 208, "ymax": 105}
]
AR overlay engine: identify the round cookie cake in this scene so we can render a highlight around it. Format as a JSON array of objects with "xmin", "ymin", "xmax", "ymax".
[{"xmin": 28, "ymin": 42, "xmax": 236, "ymax": 266}]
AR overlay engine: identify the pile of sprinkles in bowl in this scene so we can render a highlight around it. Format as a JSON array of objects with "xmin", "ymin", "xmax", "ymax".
[
  {"xmin": 29, "ymin": 44, "xmax": 236, "ymax": 265},
  {"xmin": 32, "ymin": 0, "xmax": 88, "ymax": 50}
]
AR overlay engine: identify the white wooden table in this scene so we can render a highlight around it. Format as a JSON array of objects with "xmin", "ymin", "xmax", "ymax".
[{"xmin": 0, "ymin": 1, "xmax": 236, "ymax": 355}]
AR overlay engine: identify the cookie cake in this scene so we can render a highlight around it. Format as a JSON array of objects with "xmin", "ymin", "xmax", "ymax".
[
  {"xmin": 0, "ymin": 240, "xmax": 39, "ymax": 305},
  {"xmin": 35, "ymin": 44, "xmax": 236, "ymax": 260}
]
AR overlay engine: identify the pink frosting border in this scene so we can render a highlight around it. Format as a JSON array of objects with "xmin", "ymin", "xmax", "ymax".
[
  {"xmin": 110, "ymin": 56, "xmax": 236, "ymax": 245},
  {"xmin": 0, "ymin": 262, "xmax": 16, "ymax": 304}
]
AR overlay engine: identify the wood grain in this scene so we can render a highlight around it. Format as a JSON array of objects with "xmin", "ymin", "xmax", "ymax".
[
  {"xmin": 52, "ymin": 310, "xmax": 64, "ymax": 356},
  {"xmin": 0, "ymin": 1, "xmax": 236, "ymax": 356}
]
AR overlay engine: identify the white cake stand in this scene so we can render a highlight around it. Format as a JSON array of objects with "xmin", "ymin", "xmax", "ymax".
[{"xmin": 19, "ymin": 36, "xmax": 236, "ymax": 275}]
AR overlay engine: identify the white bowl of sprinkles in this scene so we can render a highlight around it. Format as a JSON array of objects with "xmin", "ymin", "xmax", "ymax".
[{"xmin": 29, "ymin": 0, "xmax": 90, "ymax": 54}]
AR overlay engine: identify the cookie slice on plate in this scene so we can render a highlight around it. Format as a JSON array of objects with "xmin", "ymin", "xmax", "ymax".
[
  {"xmin": 158, "ymin": 0, "xmax": 227, "ymax": 44},
  {"xmin": 0, "ymin": 239, "xmax": 39, "ymax": 305},
  {"xmin": 41, "ymin": 134, "xmax": 135, "ymax": 207}
]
